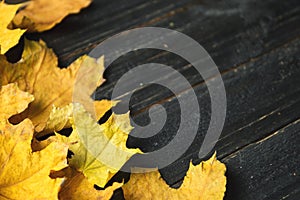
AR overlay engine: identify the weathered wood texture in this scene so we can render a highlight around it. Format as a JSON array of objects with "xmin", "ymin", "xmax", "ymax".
[
  {"xmin": 13, "ymin": 0, "xmax": 300, "ymax": 199},
  {"xmin": 223, "ymin": 119, "xmax": 300, "ymax": 200}
]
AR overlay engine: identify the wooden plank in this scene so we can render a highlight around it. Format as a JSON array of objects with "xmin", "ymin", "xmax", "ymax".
[
  {"xmin": 111, "ymin": 120, "xmax": 300, "ymax": 200},
  {"xmin": 222, "ymin": 119, "xmax": 300, "ymax": 200},
  {"xmin": 92, "ymin": 0, "xmax": 300, "ymax": 113},
  {"xmin": 126, "ymin": 37, "xmax": 300, "ymax": 185},
  {"xmin": 111, "ymin": 120, "xmax": 300, "ymax": 199}
]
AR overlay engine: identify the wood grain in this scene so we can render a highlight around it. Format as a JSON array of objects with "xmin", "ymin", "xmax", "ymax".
[{"xmin": 223, "ymin": 119, "xmax": 300, "ymax": 200}]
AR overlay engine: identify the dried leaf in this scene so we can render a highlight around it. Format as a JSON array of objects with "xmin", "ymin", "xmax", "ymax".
[
  {"xmin": 0, "ymin": 39, "xmax": 105, "ymax": 132},
  {"xmin": 57, "ymin": 103, "xmax": 142, "ymax": 187},
  {"xmin": 0, "ymin": 83, "xmax": 68, "ymax": 199},
  {"xmin": 0, "ymin": 1, "xmax": 25, "ymax": 54},
  {"xmin": 11, "ymin": 0, "xmax": 92, "ymax": 32},
  {"xmin": 122, "ymin": 154, "xmax": 226, "ymax": 200}
]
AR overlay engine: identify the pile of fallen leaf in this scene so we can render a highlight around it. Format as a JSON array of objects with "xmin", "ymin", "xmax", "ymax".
[{"xmin": 0, "ymin": 0, "xmax": 226, "ymax": 199}]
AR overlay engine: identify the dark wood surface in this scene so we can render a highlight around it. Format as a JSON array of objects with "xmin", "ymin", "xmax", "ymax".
[{"xmin": 13, "ymin": 0, "xmax": 300, "ymax": 199}]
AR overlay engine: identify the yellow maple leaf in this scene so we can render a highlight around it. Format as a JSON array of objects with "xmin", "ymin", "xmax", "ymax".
[
  {"xmin": 0, "ymin": 1, "xmax": 25, "ymax": 54},
  {"xmin": 0, "ymin": 83, "xmax": 68, "ymax": 200},
  {"xmin": 122, "ymin": 154, "xmax": 227, "ymax": 200},
  {"xmin": 10, "ymin": 0, "xmax": 92, "ymax": 32},
  {"xmin": 0, "ymin": 39, "xmax": 105, "ymax": 133},
  {"xmin": 50, "ymin": 167, "xmax": 123, "ymax": 200},
  {"xmin": 55, "ymin": 103, "xmax": 142, "ymax": 188}
]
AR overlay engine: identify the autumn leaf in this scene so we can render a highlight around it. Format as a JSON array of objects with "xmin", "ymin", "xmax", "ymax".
[
  {"xmin": 0, "ymin": 1, "xmax": 25, "ymax": 54},
  {"xmin": 122, "ymin": 153, "xmax": 226, "ymax": 200},
  {"xmin": 0, "ymin": 83, "xmax": 68, "ymax": 200},
  {"xmin": 40, "ymin": 100, "xmax": 117, "ymax": 137},
  {"xmin": 54, "ymin": 103, "xmax": 142, "ymax": 188},
  {"xmin": 50, "ymin": 167, "xmax": 123, "ymax": 200},
  {"xmin": 0, "ymin": 83, "xmax": 33, "ymax": 126},
  {"xmin": 0, "ymin": 39, "xmax": 105, "ymax": 133},
  {"xmin": 10, "ymin": 0, "xmax": 92, "ymax": 32}
]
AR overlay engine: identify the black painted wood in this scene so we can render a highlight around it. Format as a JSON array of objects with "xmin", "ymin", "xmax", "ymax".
[
  {"xmin": 11, "ymin": 0, "xmax": 300, "ymax": 199},
  {"xmin": 128, "ymin": 37, "xmax": 300, "ymax": 187},
  {"xmin": 71, "ymin": 0, "xmax": 300, "ymax": 119},
  {"xmin": 223, "ymin": 119, "xmax": 300, "ymax": 200}
]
